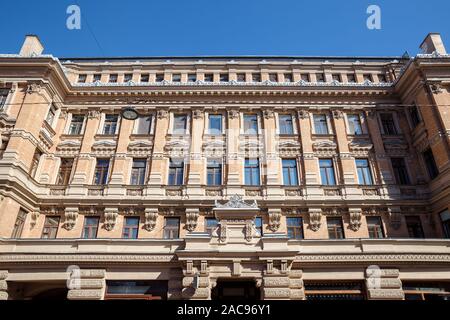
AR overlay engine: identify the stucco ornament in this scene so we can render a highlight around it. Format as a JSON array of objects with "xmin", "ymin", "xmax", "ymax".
[
  {"xmin": 215, "ymin": 194, "xmax": 257, "ymax": 209},
  {"xmin": 144, "ymin": 209, "xmax": 158, "ymax": 232},
  {"xmin": 308, "ymin": 209, "xmax": 322, "ymax": 232},
  {"xmin": 185, "ymin": 209, "xmax": 199, "ymax": 232},
  {"xmin": 63, "ymin": 208, "xmax": 78, "ymax": 231},
  {"xmin": 268, "ymin": 209, "xmax": 282, "ymax": 232},
  {"xmin": 103, "ymin": 208, "xmax": 118, "ymax": 231},
  {"xmin": 349, "ymin": 209, "xmax": 362, "ymax": 231}
]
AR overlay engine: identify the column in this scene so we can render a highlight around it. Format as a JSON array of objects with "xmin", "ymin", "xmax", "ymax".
[
  {"xmin": 263, "ymin": 109, "xmax": 283, "ymax": 197},
  {"xmin": 187, "ymin": 109, "xmax": 205, "ymax": 196},
  {"xmin": 67, "ymin": 110, "xmax": 101, "ymax": 195},
  {"xmin": 2, "ymin": 84, "xmax": 51, "ymax": 170},
  {"xmin": 365, "ymin": 267, "xmax": 404, "ymax": 300},
  {"xmin": 181, "ymin": 260, "xmax": 211, "ymax": 300},
  {"xmin": 147, "ymin": 109, "xmax": 169, "ymax": 197},
  {"xmin": 108, "ymin": 114, "xmax": 134, "ymax": 196},
  {"xmin": 0, "ymin": 270, "xmax": 8, "ymax": 300},
  {"xmin": 67, "ymin": 269, "xmax": 106, "ymax": 300},
  {"xmin": 226, "ymin": 109, "xmax": 243, "ymax": 194}
]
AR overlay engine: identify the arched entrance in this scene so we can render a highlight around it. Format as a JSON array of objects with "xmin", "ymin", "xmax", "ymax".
[{"xmin": 211, "ymin": 278, "xmax": 260, "ymax": 300}]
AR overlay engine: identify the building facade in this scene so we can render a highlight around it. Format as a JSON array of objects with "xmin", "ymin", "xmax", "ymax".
[{"xmin": 0, "ymin": 34, "xmax": 449, "ymax": 300}]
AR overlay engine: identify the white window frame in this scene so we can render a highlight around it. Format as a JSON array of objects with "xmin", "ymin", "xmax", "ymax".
[
  {"xmin": 275, "ymin": 113, "xmax": 298, "ymax": 135},
  {"xmin": 242, "ymin": 157, "xmax": 262, "ymax": 186},
  {"xmin": 311, "ymin": 112, "xmax": 333, "ymax": 135},
  {"xmin": 133, "ymin": 114, "xmax": 155, "ymax": 135},
  {"xmin": 344, "ymin": 112, "xmax": 367, "ymax": 135},
  {"xmin": 205, "ymin": 112, "xmax": 225, "ymax": 135},
  {"xmin": 280, "ymin": 158, "xmax": 300, "ymax": 186},
  {"xmin": 64, "ymin": 113, "xmax": 87, "ymax": 135},
  {"xmin": 168, "ymin": 113, "xmax": 191, "ymax": 135},
  {"xmin": 240, "ymin": 112, "xmax": 262, "ymax": 135}
]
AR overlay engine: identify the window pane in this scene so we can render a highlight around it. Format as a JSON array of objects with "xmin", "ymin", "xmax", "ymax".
[
  {"xmin": 94, "ymin": 159, "xmax": 110, "ymax": 185},
  {"xmin": 207, "ymin": 160, "xmax": 222, "ymax": 186},
  {"xmin": 282, "ymin": 159, "xmax": 298, "ymax": 186},
  {"xmin": 314, "ymin": 114, "xmax": 329, "ymax": 134},
  {"xmin": 327, "ymin": 217, "xmax": 344, "ymax": 239},
  {"xmin": 103, "ymin": 115, "xmax": 118, "ymax": 135},
  {"xmin": 423, "ymin": 149, "xmax": 439, "ymax": 179},
  {"xmin": 391, "ymin": 158, "xmax": 410, "ymax": 185},
  {"xmin": 136, "ymin": 116, "xmax": 152, "ymax": 134},
  {"xmin": 319, "ymin": 159, "xmax": 335, "ymax": 185},
  {"xmin": 130, "ymin": 159, "xmax": 146, "ymax": 185},
  {"xmin": 245, "ymin": 159, "xmax": 260, "ymax": 185},
  {"xmin": 356, "ymin": 159, "xmax": 373, "ymax": 185},
  {"xmin": 347, "ymin": 114, "xmax": 363, "ymax": 135},
  {"xmin": 405, "ymin": 216, "xmax": 425, "ymax": 239},
  {"xmin": 367, "ymin": 216, "xmax": 384, "ymax": 239},
  {"xmin": 168, "ymin": 160, "xmax": 184, "ymax": 185},
  {"xmin": 286, "ymin": 217, "xmax": 303, "ymax": 239},
  {"xmin": 173, "ymin": 115, "xmax": 187, "ymax": 134},
  {"xmin": 57, "ymin": 158, "xmax": 74, "ymax": 185},
  {"xmin": 380, "ymin": 113, "xmax": 397, "ymax": 135},
  {"xmin": 244, "ymin": 115, "xmax": 258, "ymax": 134},
  {"xmin": 209, "ymin": 115, "xmax": 222, "ymax": 134},
  {"xmin": 69, "ymin": 115, "xmax": 84, "ymax": 135},
  {"xmin": 279, "ymin": 115, "xmax": 294, "ymax": 134}
]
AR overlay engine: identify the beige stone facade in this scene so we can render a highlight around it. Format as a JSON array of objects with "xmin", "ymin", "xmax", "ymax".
[{"xmin": 0, "ymin": 34, "xmax": 449, "ymax": 300}]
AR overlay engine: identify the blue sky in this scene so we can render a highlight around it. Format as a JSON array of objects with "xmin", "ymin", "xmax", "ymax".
[{"xmin": 0, "ymin": 0, "xmax": 449, "ymax": 57}]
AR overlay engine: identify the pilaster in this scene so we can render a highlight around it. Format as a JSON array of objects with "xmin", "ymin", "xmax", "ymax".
[
  {"xmin": 67, "ymin": 269, "xmax": 106, "ymax": 300},
  {"xmin": 365, "ymin": 267, "xmax": 404, "ymax": 300}
]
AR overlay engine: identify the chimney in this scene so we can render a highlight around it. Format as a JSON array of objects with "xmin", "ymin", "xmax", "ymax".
[
  {"xmin": 419, "ymin": 33, "xmax": 447, "ymax": 55},
  {"xmin": 19, "ymin": 35, "xmax": 44, "ymax": 57}
]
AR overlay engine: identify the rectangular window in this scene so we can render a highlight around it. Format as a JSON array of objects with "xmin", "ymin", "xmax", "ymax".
[
  {"xmin": 205, "ymin": 218, "xmax": 218, "ymax": 236},
  {"xmin": 363, "ymin": 74, "xmax": 372, "ymax": 82},
  {"xmin": 11, "ymin": 209, "xmax": 27, "ymax": 238},
  {"xmin": 423, "ymin": 149, "xmax": 439, "ymax": 180},
  {"xmin": 82, "ymin": 217, "xmax": 100, "ymax": 239},
  {"xmin": 0, "ymin": 89, "xmax": 9, "ymax": 110},
  {"xmin": 244, "ymin": 158, "xmax": 260, "ymax": 186},
  {"xmin": 93, "ymin": 74, "xmax": 101, "ymax": 82},
  {"xmin": 237, "ymin": 73, "xmax": 246, "ymax": 82},
  {"xmin": 124, "ymin": 74, "xmax": 133, "ymax": 82},
  {"xmin": 122, "ymin": 217, "xmax": 139, "ymax": 239},
  {"xmin": 207, "ymin": 159, "xmax": 222, "ymax": 186},
  {"xmin": 57, "ymin": 158, "xmax": 74, "ymax": 185},
  {"xmin": 313, "ymin": 114, "xmax": 329, "ymax": 134},
  {"xmin": 163, "ymin": 218, "xmax": 180, "ymax": 239},
  {"xmin": 103, "ymin": 115, "xmax": 118, "ymax": 135},
  {"xmin": 378, "ymin": 74, "xmax": 387, "ymax": 83},
  {"xmin": 284, "ymin": 73, "xmax": 293, "ymax": 82},
  {"xmin": 29, "ymin": 149, "xmax": 42, "ymax": 178},
  {"xmin": 391, "ymin": 158, "xmax": 410, "ymax": 185},
  {"xmin": 68, "ymin": 115, "xmax": 84, "ymax": 135},
  {"xmin": 327, "ymin": 217, "xmax": 344, "ymax": 239},
  {"xmin": 173, "ymin": 114, "xmax": 187, "ymax": 134},
  {"xmin": 168, "ymin": 159, "xmax": 184, "ymax": 185},
  {"xmin": 319, "ymin": 159, "xmax": 336, "ymax": 186},
  {"xmin": 41, "ymin": 216, "xmax": 60, "ymax": 239},
  {"xmin": 316, "ymin": 73, "xmax": 325, "ymax": 82},
  {"xmin": 279, "ymin": 114, "xmax": 294, "ymax": 135},
  {"xmin": 243, "ymin": 114, "xmax": 258, "ymax": 134},
  {"xmin": 287, "ymin": 217, "xmax": 303, "ymax": 239},
  {"xmin": 252, "ymin": 73, "xmax": 261, "ymax": 82},
  {"xmin": 105, "ymin": 280, "xmax": 168, "ymax": 299},
  {"xmin": 347, "ymin": 114, "xmax": 363, "ymax": 135},
  {"xmin": 208, "ymin": 114, "xmax": 223, "ymax": 134},
  {"xmin": 220, "ymin": 73, "xmax": 229, "ymax": 82},
  {"xmin": 130, "ymin": 159, "xmax": 147, "ymax": 185},
  {"xmin": 94, "ymin": 159, "xmax": 110, "ymax": 185},
  {"xmin": 255, "ymin": 217, "xmax": 263, "ymax": 236},
  {"xmin": 78, "ymin": 74, "xmax": 87, "ymax": 83},
  {"xmin": 301, "ymin": 74, "xmax": 310, "ymax": 82},
  {"xmin": 188, "ymin": 73, "xmax": 196, "ymax": 82},
  {"xmin": 282, "ymin": 159, "xmax": 299, "ymax": 186},
  {"xmin": 367, "ymin": 216, "xmax": 385, "ymax": 239},
  {"xmin": 380, "ymin": 113, "xmax": 397, "ymax": 135},
  {"xmin": 136, "ymin": 115, "xmax": 152, "ymax": 135},
  {"xmin": 109, "ymin": 74, "xmax": 118, "ymax": 83},
  {"xmin": 332, "ymin": 74, "xmax": 341, "ymax": 82},
  {"xmin": 155, "ymin": 73, "xmax": 164, "ymax": 82},
  {"xmin": 269, "ymin": 73, "xmax": 278, "ymax": 82},
  {"xmin": 405, "ymin": 216, "xmax": 425, "ymax": 239},
  {"xmin": 440, "ymin": 210, "xmax": 450, "ymax": 239},
  {"xmin": 347, "ymin": 74, "xmax": 356, "ymax": 83},
  {"xmin": 409, "ymin": 106, "xmax": 421, "ymax": 128},
  {"xmin": 45, "ymin": 104, "xmax": 57, "ymax": 126},
  {"xmin": 356, "ymin": 159, "xmax": 374, "ymax": 185},
  {"xmin": 204, "ymin": 73, "xmax": 214, "ymax": 82},
  {"xmin": 140, "ymin": 74, "xmax": 149, "ymax": 83},
  {"xmin": 172, "ymin": 74, "xmax": 181, "ymax": 82}
]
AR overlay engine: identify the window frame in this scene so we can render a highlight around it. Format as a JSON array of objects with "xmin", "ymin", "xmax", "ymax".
[
  {"xmin": 41, "ymin": 216, "xmax": 60, "ymax": 239},
  {"xmin": 130, "ymin": 159, "xmax": 147, "ymax": 185},
  {"xmin": 168, "ymin": 159, "xmax": 185, "ymax": 186},
  {"xmin": 243, "ymin": 114, "xmax": 259, "ymax": 135},
  {"xmin": 286, "ymin": 217, "xmax": 304, "ymax": 240},
  {"xmin": 205, "ymin": 218, "xmax": 218, "ymax": 236},
  {"xmin": 68, "ymin": 115, "xmax": 85, "ymax": 135},
  {"xmin": 278, "ymin": 114, "xmax": 295, "ymax": 135},
  {"xmin": 244, "ymin": 158, "xmax": 261, "ymax": 186},
  {"xmin": 367, "ymin": 216, "xmax": 385, "ymax": 239},
  {"xmin": 163, "ymin": 217, "xmax": 180, "ymax": 239},
  {"xmin": 82, "ymin": 216, "xmax": 100, "ymax": 239},
  {"xmin": 282, "ymin": 159, "xmax": 299, "ymax": 186},
  {"xmin": 206, "ymin": 159, "xmax": 223, "ymax": 186},
  {"xmin": 122, "ymin": 217, "xmax": 140, "ymax": 239},
  {"xmin": 319, "ymin": 159, "xmax": 336, "ymax": 186},
  {"xmin": 102, "ymin": 114, "xmax": 119, "ymax": 135},
  {"xmin": 327, "ymin": 217, "xmax": 345, "ymax": 239},
  {"xmin": 11, "ymin": 209, "xmax": 27, "ymax": 238},
  {"xmin": 313, "ymin": 114, "xmax": 330, "ymax": 135},
  {"xmin": 56, "ymin": 158, "xmax": 74, "ymax": 185},
  {"xmin": 134, "ymin": 115, "xmax": 153, "ymax": 135},
  {"xmin": 355, "ymin": 158, "xmax": 374, "ymax": 185},
  {"xmin": 208, "ymin": 114, "xmax": 223, "ymax": 135},
  {"xmin": 391, "ymin": 157, "xmax": 411, "ymax": 185},
  {"xmin": 422, "ymin": 148, "xmax": 439, "ymax": 180},
  {"xmin": 405, "ymin": 215, "xmax": 425, "ymax": 239},
  {"xmin": 93, "ymin": 158, "xmax": 110, "ymax": 185}
]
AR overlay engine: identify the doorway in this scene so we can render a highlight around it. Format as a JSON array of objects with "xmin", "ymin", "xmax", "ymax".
[{"xmin": 211, "ymin": 279, "xmax": 260, "ymax": 300}]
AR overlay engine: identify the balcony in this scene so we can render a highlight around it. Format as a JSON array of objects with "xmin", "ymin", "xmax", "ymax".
[
  {"xmin": 87, "ymin": 185, "xmax": 105, "ymax": 196},
  {"xmin": 48, "ymin": 185, "xmax": 67, "ymax": 196},
  {"xmin": 126, "ymin": 186, "xmax": 144, "ymax": 196}
]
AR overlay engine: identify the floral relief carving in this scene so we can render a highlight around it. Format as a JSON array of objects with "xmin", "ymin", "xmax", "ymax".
[
  {"xmin": 349, "ymin": 209, "xmax": 362, "ymax": 231},
  {"xmin": 157, "ymin": 109, "xmax": 169, "ymax": 119},
  {"xmin": 268, "ymin": 209, "xmax": 282, "ymax": 232},
  {"xmin": 297, "ymin": 110, "xmax": 309, "ymax": 119},
  {"xmin": 87, "ymin": 110, "xmax": 101, "ymax": 119},
  {"xmin": 63, "ymin": 208, "xmax": 78, "ymax": 231},
  {"xmin": 103, "ymin": 208, "xmax": 118, "ymax": 231},
  {"xmin": 185, "ymin": 209, "xmax": 199, "ymax": 232},
  {"xmin": 308, "ymin": 209, "xmax": 322, "ymax": 232}
]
